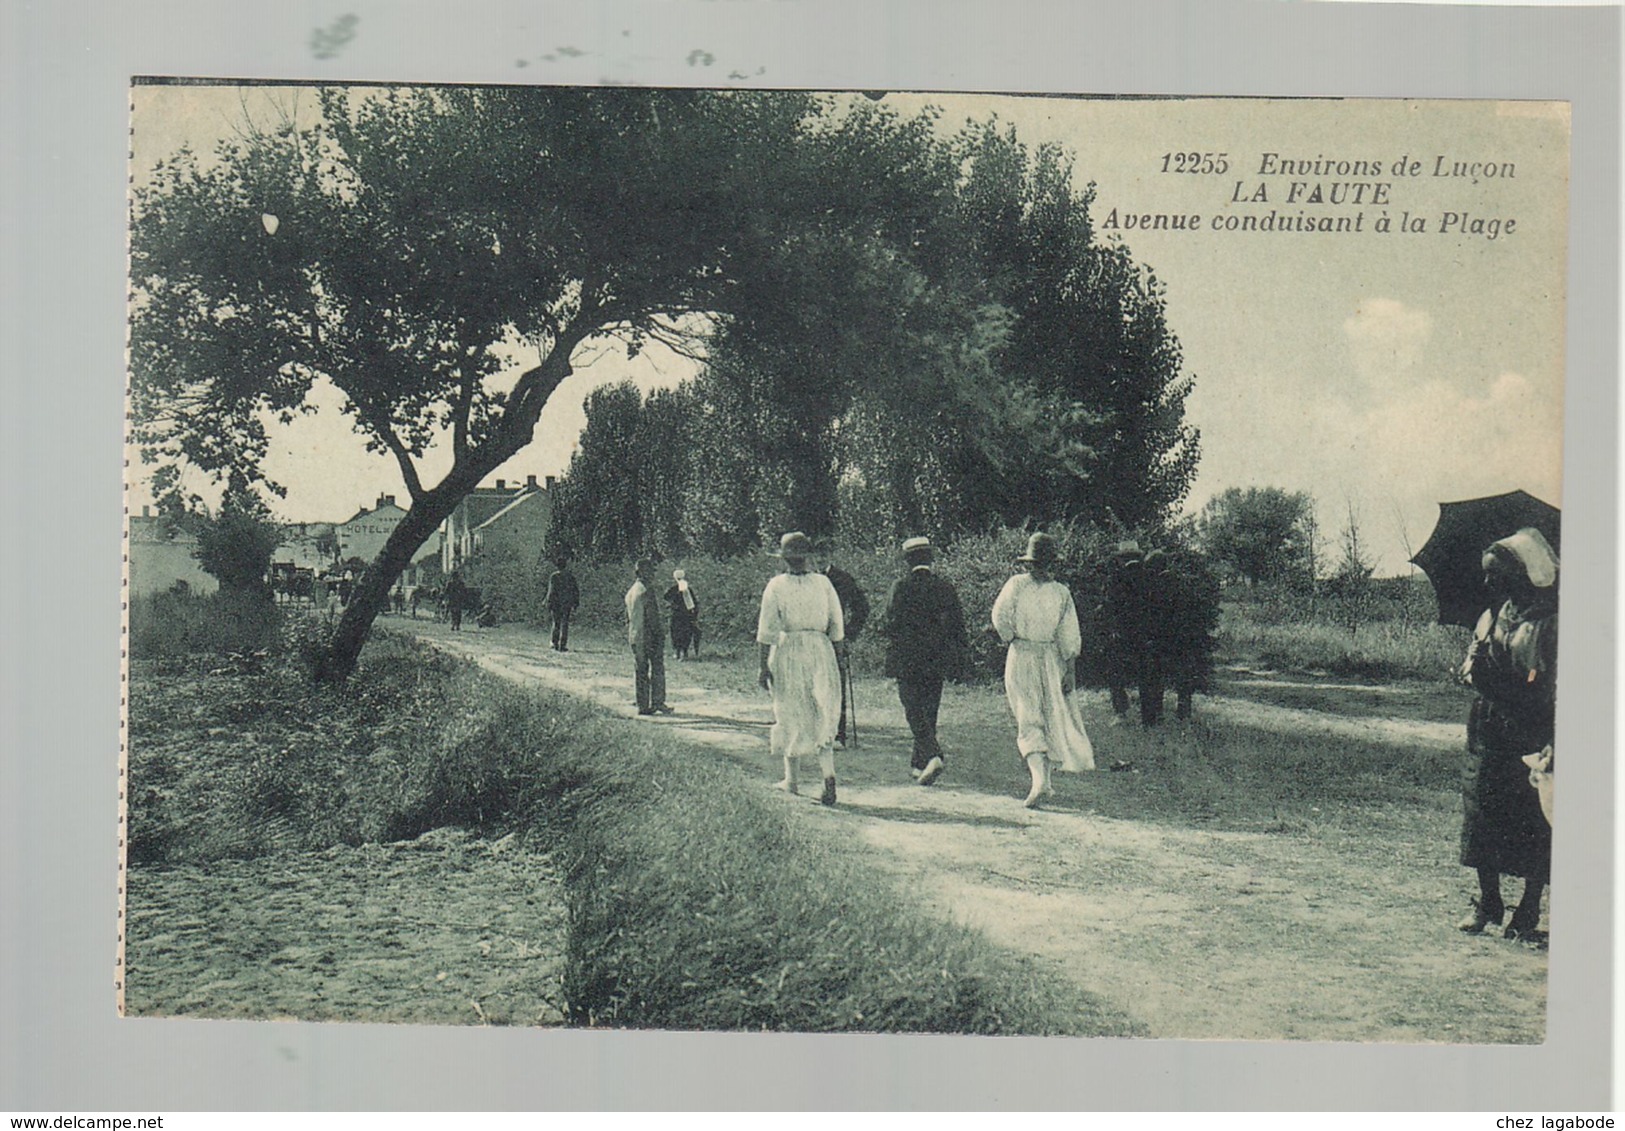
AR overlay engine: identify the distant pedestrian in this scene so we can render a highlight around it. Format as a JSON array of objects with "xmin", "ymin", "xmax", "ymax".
[
  {"xmin": 991, "ymin": 532, "xmax": 1096, "ymax": 808},
  {"xmin": 391, "ymin": 586, "xmax": 405, "ymax": 615},
  {"xmin": 626, "ymin": 558, "xmax": 674, "ymax": 715},
  {"xmin": 545, "ymin": 556, "xmax": 580, "ymax": 652},
  {"xmin": 444, "ymin": 570, "xmax": 470, "ymax": 631},
  {"xmin": 822, "ymin": 556, "xmax": 870, "ymax": 747},
  {"xmin": 1457, "ymin": 528, "xmax": 1557, "ymax": 944},
  {"xmin": 878, "ymin": 536, "xmax": 968, "ymax": 786},
  {"xmin": 757, "ymin": 531, "xmax": 845, "ymax": 805},
  {"xmin": 1102, "ymin": 541, "xmax": 1163, "ymax": 726},
  {"xmin": 409, "ymin": 585, "xmax": 421, "ymax": 619},
  {"xmin": 1151, "ymin": 546, "xmax": 1219, "ymax": 722},
  {"xmin": 664, "ymin": 569, "xmax": 701, "ymax": 660}
]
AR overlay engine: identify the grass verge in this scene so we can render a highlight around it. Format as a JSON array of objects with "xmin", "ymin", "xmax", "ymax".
[{"xmin": 127, "ymin": 621, "xmax": 1132, "ymax": 1035}]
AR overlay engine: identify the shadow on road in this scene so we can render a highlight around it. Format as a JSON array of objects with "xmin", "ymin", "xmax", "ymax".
[{"xmin": 838, "ymin": 800, "xmax": 1032, "ymax": 830}]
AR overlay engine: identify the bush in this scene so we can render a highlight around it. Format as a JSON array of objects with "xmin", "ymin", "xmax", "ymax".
[
  {"xmin": 128, "ymin": 588, "xmax": 281, "ymax": 661},
  {"xmin": 466, "ymin": 551, "xmax": 549, "ymax": 626}
]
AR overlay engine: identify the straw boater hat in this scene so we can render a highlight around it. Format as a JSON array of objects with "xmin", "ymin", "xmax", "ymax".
[
  {"xmin": 1016, "ymin": 531, "xmax": 1060, "ymax": 566},
  {"xmin": 772, "ymin": 531, "xmax": 815, "ymax": 559},
  {"xmin": 901, "ymin": 536, "xmax": 933, "ymax": 555}
]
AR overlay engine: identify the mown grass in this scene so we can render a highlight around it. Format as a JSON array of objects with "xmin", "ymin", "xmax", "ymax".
[
  {"xmin": 555, "ymin": 739, "xmax": 1131, "ymax": 1033},
  {"xmin": 126, "ymin": 616, "xmax": 1133, "ymax": 1035}
]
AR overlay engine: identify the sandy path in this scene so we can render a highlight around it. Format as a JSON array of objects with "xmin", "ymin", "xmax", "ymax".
[{"xmin": 398, "ymin": 619, "xmax": 1545, "ymax": 1043}]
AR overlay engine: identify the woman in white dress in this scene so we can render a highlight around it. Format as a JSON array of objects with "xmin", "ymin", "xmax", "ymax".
[
  {"xmin": 991, "ymin": 532, "xmax": 1096, "ymax": 807},
  {"xmin": 757, "ymin": 531, "xmax": 847, "ymax": 806}
]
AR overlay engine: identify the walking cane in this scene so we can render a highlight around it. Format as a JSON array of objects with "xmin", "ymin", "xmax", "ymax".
[{"xmin": 845, "ymin": 661, "xmax": 859, "ymax": 748}]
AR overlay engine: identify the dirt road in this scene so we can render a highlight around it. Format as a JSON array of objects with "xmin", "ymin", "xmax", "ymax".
[{"xmin": 398, "ymin": 618, "xmax": 1548, "ymax": 1043}]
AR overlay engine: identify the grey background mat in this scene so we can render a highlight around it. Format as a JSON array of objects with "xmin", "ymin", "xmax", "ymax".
[{"xmin": 1, "ymin": 0, "xmax": 1617, "ymax": 1110}]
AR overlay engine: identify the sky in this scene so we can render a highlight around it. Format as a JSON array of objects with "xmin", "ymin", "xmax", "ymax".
[{"xmin": 127, "ymin": 87, "xmax": 1569, "ymax": 575}]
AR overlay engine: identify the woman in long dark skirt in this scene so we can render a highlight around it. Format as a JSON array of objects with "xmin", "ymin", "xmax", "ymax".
[
  {"xmin": 665, "ymin": 569, "xmax": 701, "ymax": 660},
  {"xmin": 1457, "ymin": 527, "xmax": 1558, "ymax": 944}
]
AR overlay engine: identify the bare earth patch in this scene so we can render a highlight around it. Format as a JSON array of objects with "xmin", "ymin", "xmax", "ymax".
[
  {"xmin": 405, "ymin": 619, "xmax": 1547, "ymax": 1043},
  {"xmin": 125, "ymin": 828, "xmax": 568, "ymax": 1026}
]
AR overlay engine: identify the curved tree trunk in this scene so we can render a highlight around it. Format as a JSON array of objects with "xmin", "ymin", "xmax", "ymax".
[
  {"xmin": 310, "ymin": 344, "xmax": 588, "ymax": 682},
  {"xmin": 312, "ymin": 474, "xmax": 477, "ymax": 683}
]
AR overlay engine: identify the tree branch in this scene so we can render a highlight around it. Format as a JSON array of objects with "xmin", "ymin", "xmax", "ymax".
[
  {"xmin": 499, "ymin": 321, "xmax": 595, "ymax": 453},
  {"xmin": 641, "ymin": 314, "xmax": 713, "ymax": 362},
  {"xmin": 451, "ymin": 375, "xmax": 476, "ymax": 460},
  {"xmin": 356, "ymin": 400, "xmax": 425, "ymax": 502}
]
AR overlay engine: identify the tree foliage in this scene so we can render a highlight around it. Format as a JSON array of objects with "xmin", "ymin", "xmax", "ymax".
[
  {"xmin": 1196, "ymin": 486, "xmax": 1317, "ymax": 588},
  {"xmin": 551, "ymin": 110, "xmax": 1201, "ymax": 558},
  {"xmin": 132, "ymin": 87, "xmax": 1203, "ymax": 675},
  {"xmin": 132, "ymin": 87, "xmax": 903, "ymax": 678},
  {"xmin": 192, "ymin": 480, "xmax": 283, "ymax": 598}
]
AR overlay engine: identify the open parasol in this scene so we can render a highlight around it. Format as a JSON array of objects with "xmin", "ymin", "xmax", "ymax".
[{"xmin": 1411, "ymin": 490, "xmax": 1561, "ymax": 627}]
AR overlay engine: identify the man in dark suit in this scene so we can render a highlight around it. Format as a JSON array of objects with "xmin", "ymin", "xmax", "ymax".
[
  {"xmin": 443, "ymin": 569, "xmax": 470, "ymax": 632},
  {"xmin": 823, "ymin": 558, "xmax": 870, "ymax": 747},
  {"xmin": 544, "ymin": 553, "xmax": 580, "ymax": 652},
  {"xmin": 879, "ymin": 536, "xmax": 968, "ymax": 786},
  {"xmin": 1103, "ymin": 541, "xmax": 1161, "ymax": 725}
]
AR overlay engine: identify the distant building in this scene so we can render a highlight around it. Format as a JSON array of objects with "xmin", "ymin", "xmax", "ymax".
[
  {"xmin": 128, "ymin": 507, "xmax": 217, "ymax": 598},
  {"xmin": 459, "ymin": 477, "xmax": 554, "ymax": 620},
  {"xmin": 471, "ymin": 483, "xmax": 552, "ymax": 563},
  {"xmin": 338, "ymin": 493, "xmax": 410, "ymax": 564},
  {"xmin": 442, "ymin": 475, "xmax": 550, "ymax": 575},
  {"xmin": 275, "ymin": 522, "xmax": 339, "ymax": 572}
]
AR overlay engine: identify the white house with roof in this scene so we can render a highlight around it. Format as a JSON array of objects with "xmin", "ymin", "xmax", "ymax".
[
  {"xmin": 470, "ymin": 482, "xmax": 553, "ymax": 563},
  {"xmin": 336, "ymin": 493, "xmax": 409, "ymax": 563},
  {"xmin": 442, "ymin": 475, "xmax": 551, "ymax": 575},
  {"xmin": 274, "ymin": 522, "xmax": 339, "ymax": 572},
  {"xmin": 127, "ymin": 507, "xmax": 218, "ymax": 598}
]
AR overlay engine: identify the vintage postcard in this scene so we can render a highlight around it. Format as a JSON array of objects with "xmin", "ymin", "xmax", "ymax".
[{"xmin": 123, "ymin": 84, "xmax": 1568, "ymax": 1045}]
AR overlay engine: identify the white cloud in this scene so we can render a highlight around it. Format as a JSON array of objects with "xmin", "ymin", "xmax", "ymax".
[{"xmin": 1342, "ymin": 297, "xmax": 1435, "ymax": 397}]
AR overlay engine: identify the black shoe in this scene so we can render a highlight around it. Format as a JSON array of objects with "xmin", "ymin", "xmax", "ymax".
[
  {"xmin": 637, "ymin": 708, "xmax": 655, "ymax": 716},
  {"xmin": 1504, "ymin": 906, "xmax": 1546, "ymax": 944},
  {"xmin": 1458, "ymin": 900, "xmax": 1505, "ymax": 934},
  {"xmin": 653, "ymin": 704, "xmax": 675, "ymax": 715},
  {"xmin": 820, "ymin": 777, "xmax": 837, "ymax": 807}
]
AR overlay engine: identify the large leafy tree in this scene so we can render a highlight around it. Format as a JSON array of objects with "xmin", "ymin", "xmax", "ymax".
[
  {"xmin": 192, "ymin": 478, "xmax": 284, "ymax": 599},
  {"xmin": 1196, "ymin": 486, "xmax": 1318, "ymax": 587},
  {"xmin": 654, "ymin": 114, "xmax": 1201, "ymax": 547},
  {"xmin": 920, "ymin": 122, "xmax": 1199, "ymax": 532},
  {"xmin": 131, "ymin": 86, "xmax": 886, "ymax": 680}
]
